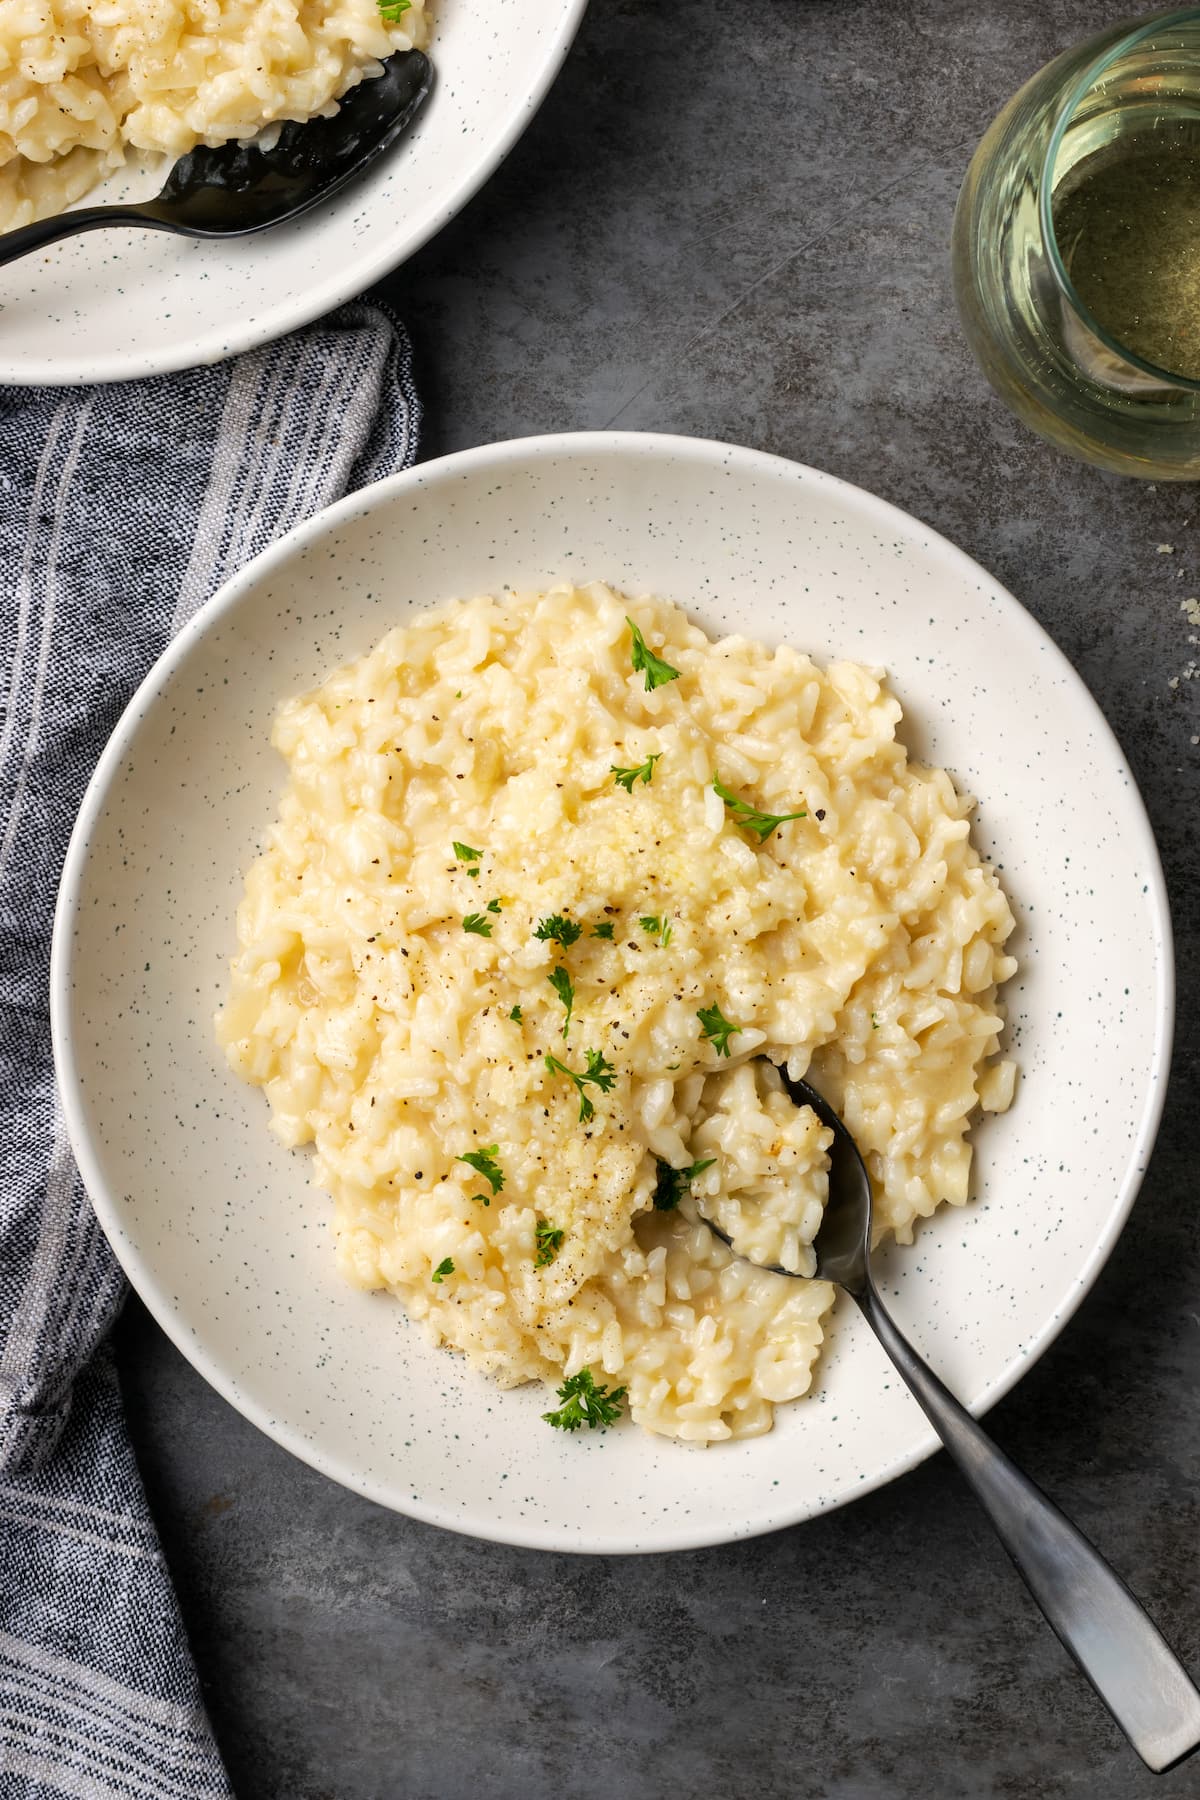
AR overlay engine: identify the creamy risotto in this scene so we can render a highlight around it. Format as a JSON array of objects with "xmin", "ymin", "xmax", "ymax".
[
  {"xmin": 0, "ymin": 0, "xmax": 430, "ymax": 229},
  {"xmin": 217, "ymin": 583, "xmax": 1017, "ymax": 1443}
]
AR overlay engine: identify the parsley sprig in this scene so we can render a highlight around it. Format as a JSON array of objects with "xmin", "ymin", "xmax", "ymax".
[
  {"xmin": 697, "ymin": 1002, "xmax": 741, "ymax": 1057},
  {"xmin": 545, "ymin": 1049, "xmax": 616, "ymax": 1123},
  {"xmin": 548, "ymin": 966, "xmax": 574, "ymax": 1038},
  {"xmin": 535, "ymin": 1221, "xmax": 565, "ymax": 1268},
  {"xmin": 431, "ymin": 1256, "xmax": 454, "ymax": 1284},
  {"xmin": 377, "ymin": 0, "xmax": 412, "ymax": 22},
  {"xmin": 627, "ymin": 618, "xmax": 680, "ymax": 692},
  {"xmin": 462, "ymin": 913, "xmax": 492, "ymax": 936},
  {"xmin": 653, "ymin": 1157, "xmax": 716, "ymax": 1211},
  {"xmin": 457, "ymin": 1146, "xmax": 504, "ymax": 1195},
  {"xmin": 542, "ymin": 1368, "xmax": 626, "ymax": 1431},
  {"xmin": 534, "ymin": 913, "xmax": 582, "ymax": 949},
  {"xmin": 639, "ymin": 914, "xmax": 672, "ymax": 947},
  {"xmin": 592, "ymin": 921, "xmax": 615, "ymax": 940},
  {"xmin": 611, "ymin": 752, "xmax": 662, "ymax": 792},
  {"xmin": 453, "ymin": 840, "xmax": 481, "ymax": 862},
  {"xmin": 712, "ymin": 773, "xmax": 807, "ymax": 843}
]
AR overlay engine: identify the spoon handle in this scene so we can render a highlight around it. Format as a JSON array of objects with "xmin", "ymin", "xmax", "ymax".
[
  {"xmin": 856, "ymin": 1279, "xmax": 1200, "ymax": 1773},
  {"xmin": 0, "ymin": 205, "xmax": 172, "ymax": 268}
]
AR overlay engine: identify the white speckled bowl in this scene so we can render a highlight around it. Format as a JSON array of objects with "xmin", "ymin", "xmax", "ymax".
[
  {"xmin": 52, "ymin": 432, "xmax": 1172, "ymax": 1552},
  {"xmin": 0, "ymin": 0, "xmax": 585, "ymax": 386}
]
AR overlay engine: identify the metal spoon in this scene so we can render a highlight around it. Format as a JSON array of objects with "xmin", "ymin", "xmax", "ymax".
[
  {"xmin": 0, "ymin": 50, "xmax": 432, "ymax": 268},
  {"xmin": 700, "ymin": 1068, "xmax": 1200, "ymax": 1774}
]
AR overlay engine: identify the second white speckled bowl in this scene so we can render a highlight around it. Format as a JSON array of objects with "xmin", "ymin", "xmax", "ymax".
[
  {"xmin": 0, "ymin": 0, "xmax": 586, "ymax": 385},
  {"xmin": 52, "ymin": 432, "xmax": 1172, "ymax": 1552}
]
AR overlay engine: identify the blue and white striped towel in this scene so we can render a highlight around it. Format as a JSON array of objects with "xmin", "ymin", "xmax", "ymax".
[{"xmin": 0, "ymin": 302, "xmax": 420, "ymax": 1799}]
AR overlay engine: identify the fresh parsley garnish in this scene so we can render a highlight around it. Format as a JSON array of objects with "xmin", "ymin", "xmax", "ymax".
[
  {"xmin": 591, "ymin": 921, "xmax": 615, "ymax": 940},
  {"xmin": 534, "ymin": 913, "xmax": 582, "ymax": 949},
  {"xmin": 534, "ymin": 1221, "xmax": 565, "ymax": 1268},
  {"xmin": 431, "ymin": 1257, "xmax": 455, "ymax": 1284},
  {"xmin": 378, "ymin": 0, "xmax": 412, "ymax": 21},
  {"xmin": 486, "ymin": 897, "xmax": 502, "ymax": 914},
  {"xmin": 548, "ymin": 966, "xmax": 574, "ymax": 1038},
  {"xmin": 509, "ymin": 1004, "xmax": 523, "ymax": 1023},
  {"xmin": 626, "ymin": 618, "xmax": 680, "ymax": 692},
  {"xmin": 611, "ymin": 752, "xmax": 662, "ymax": 793},
  {"xmin": 462, "ymin": 913, "xmax": 492, "ymax": 937},
  {"xmin": 697, "ymin": 1002, "xmax": 741, "ymax": 1057},
  {"xmin": 639, "ymin": 914, "xmax": 672, "ymax": 947},
  {"xmin": 653, "ymin": 1156, "xmax": 717, "ymax": 1211},
  {"xmin": 712, "ymin": 773, "xmax": 807, "ymax": 843},
  {"xmin": 453, "ymin": 841, "xmax": 482, "ymax": 862},
  {"xmin": 542, "ymin": 1367, "xmax": 626, "ymax": 1431},
  {"xmin": 544, "ymin": 1048, "xmax": 617, "ymax": 1124},
  {"xmin": 457, "ymin": 1146, "xmax": 504, "ymax": 1194}
]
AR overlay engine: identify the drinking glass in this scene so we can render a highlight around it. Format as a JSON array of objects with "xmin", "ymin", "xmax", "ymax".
[{"xmin": 953, "ymin": 8, "xmax": 1200, "ymax": 479}]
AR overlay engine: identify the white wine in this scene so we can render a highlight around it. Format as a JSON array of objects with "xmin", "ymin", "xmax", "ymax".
[{"xmin": 1053, "ymin": 129, "xmax": 1200, "ymax": 382}]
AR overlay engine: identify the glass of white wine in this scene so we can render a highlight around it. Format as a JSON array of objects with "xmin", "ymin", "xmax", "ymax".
[{"xmin": 954, "ymin": 7, "xmax": 1200, "ymax": 479}]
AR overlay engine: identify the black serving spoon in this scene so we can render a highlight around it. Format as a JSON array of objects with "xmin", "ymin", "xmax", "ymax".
[
  {"xmin": 0, "ymin": 50, "xmax": 432, "ymax": 267},
  {"xmin": 699, "ymin": 1066, "xmax": 1200, "ymax": 1774}
]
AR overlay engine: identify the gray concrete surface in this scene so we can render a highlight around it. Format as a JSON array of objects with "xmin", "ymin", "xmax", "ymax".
[{"xmin": 116, "ymin": 3, "xmax": 1200, "ymax": 1795}]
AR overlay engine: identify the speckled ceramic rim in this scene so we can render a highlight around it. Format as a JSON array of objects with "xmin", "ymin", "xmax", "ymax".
[
  {"xmin": 8, "ymin": 0, "xmax": 588, "ymax": 387},
  {"xmin": 51, "ymin": 432, "xmax": 1175, "ymax": 1553}
]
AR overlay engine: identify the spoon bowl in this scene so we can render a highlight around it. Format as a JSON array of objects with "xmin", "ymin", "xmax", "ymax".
[
  {"xmin": 0, "ymin": 50, "xmax": 433, "ymax": 267},
  {"xmin": 753, "ymin": 1072, "xmax": 875, "ymax": 1292},
  {"xmin": 697, "ymin": 1062, "xmax": 1200, "ymax": 1774}
]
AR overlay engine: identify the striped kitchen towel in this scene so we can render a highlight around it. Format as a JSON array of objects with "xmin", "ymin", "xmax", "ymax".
[{"xmin": 0, "ymin": 302, "xmax": 420, "ymax": 1799}]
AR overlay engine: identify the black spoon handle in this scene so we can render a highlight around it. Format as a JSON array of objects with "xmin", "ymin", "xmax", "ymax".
[
  {"xmin": 0, "ymin": 204, "xmax": 176, "ymax": 268},
  {"xmin": 855, "ymin": 1277, "xmax": 1200, "ymax": 1774}
]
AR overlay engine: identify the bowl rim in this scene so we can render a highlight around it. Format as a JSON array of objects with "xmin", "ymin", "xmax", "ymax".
[
  {"xmin": 51, "ymin": 429, "xmax": 1176, "ymax": 1552},
  {"xmin": 3, "ymin": 0, "xmax": 588, "ymax": 388}
]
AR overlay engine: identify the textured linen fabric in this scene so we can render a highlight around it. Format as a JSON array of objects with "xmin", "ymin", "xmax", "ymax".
[{"xmin": 0, "ymin": 302, "xmax": 420, "ymax": 1798}]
